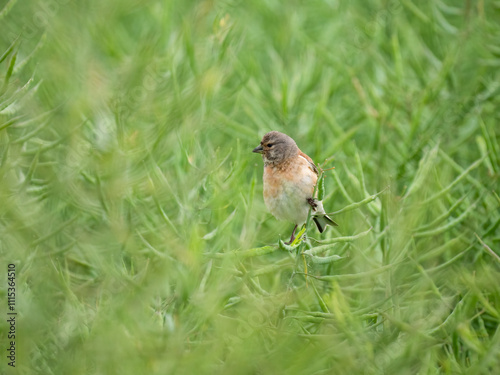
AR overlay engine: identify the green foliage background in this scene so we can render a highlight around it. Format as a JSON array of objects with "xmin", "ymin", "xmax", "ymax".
[{"xmin": 1, "ymin": 0, "xmax": 500, "ymax": 373}]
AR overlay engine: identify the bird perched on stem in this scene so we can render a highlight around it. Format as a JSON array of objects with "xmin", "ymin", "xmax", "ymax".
[{"xmin": 253, "ymin": 131, "xmax": 337, "ymax": 244}]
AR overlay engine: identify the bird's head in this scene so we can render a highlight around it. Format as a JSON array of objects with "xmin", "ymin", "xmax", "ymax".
[{"xmin": 252, "ymin": 131, "xmax": 299, "ymax": 165}]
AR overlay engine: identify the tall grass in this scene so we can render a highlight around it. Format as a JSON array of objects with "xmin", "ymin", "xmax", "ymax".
[{"xmin": 1, "ymin": 0, "xmax": 499, "ymax": 374}]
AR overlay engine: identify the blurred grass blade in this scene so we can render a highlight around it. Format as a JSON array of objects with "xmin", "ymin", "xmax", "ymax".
[
  {"xmin": 306, "ymin": 253, "xmax": 345, "ymax": 264},
  {"xmin": 306, "ymin": 227, "xmax": 372, "ymax": 255},
  {"xmin": 414, "ymin": 196, "xmax": 465, "ymax": 232},
  {"xmin": 331, "ymin": 187, "xmax": 387, "ymax": 215},
  {"xmin": 317, "ymin": 172, "xmax": 325, "ymax": 201},
  {"xmin": 404, "ymin": 144, "xmax": 439, "ymax": 199},
  {"xmin": 3, "ymin": 51, "xmax": 16, "ymax": 87},
  {"xmin": 0, "ymin": 35, "xmax": 19, "ymax": 64},
  {"xmin": 475, "ymin": 233, "xmax": 500, "ymax": 264},
  {"xmin": 314, "ymin": 262, "xmax": 400, "ymax": 281},
  {"xmin": 206, "ymin": 245, "xmax": 278, "ymax": 259},
  {"xmin": 0, "ymin": 0, "xmax": 18, "ymax": 21},
  {"xmin": 413, "ymin": 199, "xmax": 478, "ymax": 238},
  {"xmin": 419, "ymin": 156, "xmax": 485, "ymax": 205}
]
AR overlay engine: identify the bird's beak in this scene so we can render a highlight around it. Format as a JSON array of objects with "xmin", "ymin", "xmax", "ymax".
[{"xmin": 252, "ymin": 145, "xmax": 264, "ymax": 154}]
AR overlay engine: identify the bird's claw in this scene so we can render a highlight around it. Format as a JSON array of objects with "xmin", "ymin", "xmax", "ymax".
[{"xmin": 307, "ymin": 197, "xmax": 318, "ymax": 210}]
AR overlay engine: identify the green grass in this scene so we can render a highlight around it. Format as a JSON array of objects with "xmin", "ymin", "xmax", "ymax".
[{"xmin": 1, "ymin": 0, "xmax": 500, "ymax": 374}]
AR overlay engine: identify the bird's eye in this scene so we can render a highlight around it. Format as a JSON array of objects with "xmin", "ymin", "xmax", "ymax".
[{"xmin": 267, "ymin": 143, "xmax": 273, "ymax": 147}]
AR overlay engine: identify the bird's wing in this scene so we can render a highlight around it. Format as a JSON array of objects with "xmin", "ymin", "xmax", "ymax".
[{"xmin": 298, "ymin": 151, "xmax": 319, "ymax": 175}]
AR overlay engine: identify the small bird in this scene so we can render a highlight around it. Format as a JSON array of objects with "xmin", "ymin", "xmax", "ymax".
[{"xmin": 253, "ymin": 131, "xmax": 337, "ymax": 244}]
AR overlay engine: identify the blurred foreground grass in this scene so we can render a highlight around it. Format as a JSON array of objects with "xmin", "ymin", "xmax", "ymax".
[{"xmin": 1, "ymin": 0, "xmax": 500, "ymax": 374}]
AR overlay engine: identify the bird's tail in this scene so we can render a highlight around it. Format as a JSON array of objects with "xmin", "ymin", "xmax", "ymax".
[
  {"xmin": 310, "ymin": 200, "xmax": 338, "ymax": 233},
  {"xmin": 313, "ymin": 214, "xmax": 338, "ymax": 233}
]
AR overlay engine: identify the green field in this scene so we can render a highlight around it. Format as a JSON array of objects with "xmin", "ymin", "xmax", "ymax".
[{"xmin": 1, "ymin": 0, "xmax": 500, "ymax": 373}]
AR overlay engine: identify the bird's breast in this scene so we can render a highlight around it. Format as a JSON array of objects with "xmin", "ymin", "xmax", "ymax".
[{"xmin": 262, "ymin": 157, "xmax": 317, "ymax": 224}]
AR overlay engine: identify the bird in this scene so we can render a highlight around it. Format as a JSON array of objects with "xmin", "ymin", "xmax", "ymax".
[{"xmin": 252, "ymin": 131, "xmax": 337, "ymax": 244}]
